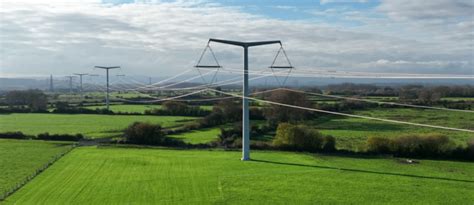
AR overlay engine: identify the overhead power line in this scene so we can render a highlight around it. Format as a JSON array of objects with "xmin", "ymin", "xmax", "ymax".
[
  {"xmin": 198, "ymin": 67, "xmax": 474, "ymax": 79},
  {"xmin": 210, "ymin": 88, "xmax": 474, "ymax": 133},
  {"xmin": 279, "ymin": 88, "xmax": 474, "ymax": 113},
  {"xmin": 115, "ymin": 88, "xmax": 210, "ymax": 103}
]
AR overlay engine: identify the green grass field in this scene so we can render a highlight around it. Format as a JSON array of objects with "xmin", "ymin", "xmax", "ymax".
[
  {"xmin": 84, "ymin": 104, "xmax": 213, "ymax": 113},
  {"xmin": 0, "ymin": 113, "xmax": 197, "ymax": 138},
  {"xmin": 169, "ymin": 127, "xmax": 221, "ymax": 144},
  {"xmin": 309, "ymin": 108, "xmax": 474, "ymax": 150},
  {"xmin": 0, "ymin": 139, "xmax": 73, "ymax": 196},
  {"xmin": 84, "ymin": 104, "xmax": 164, "ymax": 113},
  {"xmin": 4, "ymin": 146, "xmax": 473, "ymax": 204}
]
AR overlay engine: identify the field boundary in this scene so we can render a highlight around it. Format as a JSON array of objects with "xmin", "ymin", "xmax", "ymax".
[{"xmin": 0, "ymin": 144, "xmax": 77, "ymax": 201}]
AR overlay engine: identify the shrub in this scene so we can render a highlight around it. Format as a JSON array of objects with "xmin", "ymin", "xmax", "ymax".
[
  {"xmin": 466, "ymin": 139, "xmax": 474, "ymax": 159},
  {"xmin": 273, "ymin": 123, "xmax": 324, "ymax": 152},
  {"xmin": 391, "ymin": 134, "xmax": 455, "ymax": 157},
  {"xmin": 263, "ymin": 90, "xmax": 312, "ymax": 124},
  {"xmin": 145, "ymin": 102, "xmax": 210, "ymax": 117},
  {"xmin": 366, "ymin": 134, "xmax": 456, "ymax": 158},
  {"xmin": 217, "ymin": 127, "xmax": 241, "ymax": 148},
  {"xmin": 123, "ymin": 122, "xmax": 166, "ymax": 145},
  {"xmin": 0, "ymin": 132, "xmax": 30, "ymax": 139},
  {"xmin": 322, "ymin": 135, "xmax": 336, "ymax": 152},
  {"xmin": 199, "ymin": 111, "xmax": 224, "ymax": 128},
  {"xmin": 37, "ymin": 133, "xmax": 84, "ymax": 141},
  {"xmin": 53, "ymin": 106, "xmax": 114, "ymax": 114},
  {"xmin": 5, "ymin": 89, "xmax": 48, "ymax": 111},
  {"xmin": 366, "ymin": 137, "xmax": 392, "ymax": 153}
]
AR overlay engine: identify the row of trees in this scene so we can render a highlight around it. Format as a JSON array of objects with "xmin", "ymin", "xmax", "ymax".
[
  {"xmin": 367, "ymin": 134, "xmax": 474, "ymax": 159},
  {"xmin": 145, "ymin": 101, "xmax": 210, "ymax": 116},
  {"xmin": 325, "ymin": 83, "xmax": 474, "ymax": 98},
  {"xmin": 273, "ymin": 123, "xmax": 335, "ymax": 152},
  {"xmin": 0, "ymin": 131, "xmax": 83, "ymax": 141},
  {"xmin": 4, "ymin": 89, "xmax": 48, "ymax": 111}
]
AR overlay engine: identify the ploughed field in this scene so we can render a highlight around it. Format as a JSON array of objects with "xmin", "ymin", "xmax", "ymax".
[
  {"xmin": 0, "ymin": 113, "xmax": 197, "ymax": 139},
  {"xmin": 3, "ymin": 145, "xmax": 474, "ymax": 204}
]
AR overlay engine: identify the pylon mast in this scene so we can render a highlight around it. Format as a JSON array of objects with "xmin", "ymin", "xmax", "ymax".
[
  {"xmin": 49, "ymin": 75, "xmax": 54, "ymax": 92},
  {"xmin": 65, "ymin": 76, "xmax": 75, "ymax": 93},
  {"xmin": 73, "ymin": 73, "xmax": 88, "ymax": 99},
  {"xmin": 94, "ymin": 66, "xmax": 120, "ymax": 110},
  {"xmin": 207, "ymin": 38, "xmax": 282, "ymax": 161}
]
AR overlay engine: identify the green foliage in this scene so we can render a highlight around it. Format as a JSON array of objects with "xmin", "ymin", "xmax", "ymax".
[
  {"xmin": 5, "ymin": 89, "xmax": 48, "ymax": 111},
  {"xmin": 263, "ymin": 90, "xmax": 312, "ymax": 124},
  {"xmin": 52, "ymin": 102, "xmax": 113, "ymax": 114},
  {"xmin": 273, "ymin": 123, "xmax": 331, "ymax": 152},
  {"xmin": 391, "ymin": 134, "xmax": 456, "ymax": 157},
  {"xmin": 322, "ymin": 135, "xmax": 336, "ymax": 152},
  {"xmin": 0, "ymin": 132, "xmax": 30, "ymax": 140},
  {"xmin": 5, "ymin": 147, "xmax": 474, "ymax": 204},
  {"xmin": 367, "ymin": 134, "xmax": 460, "ymax": 158},
  {"xmin": 0, "ymin": 132, "xmax": 83, "ymax": 141},
  {"xmin": 312, "ymin": 108, "xmax": 474, "ymax": 151},
  {"xmin": 196, "ymin": 100, "xmax": 241, "ymax": 128},
  {"xmin": 366, "ymin": 137, "xmax": 392, "ymax": 153},
  {"xmin": 123, "ymin": 122, "xmax": 165, "ymax": 145},
  {"xmin": 217, "ymin": 126, "xmax": 241, "ymax": 148},
  {"xmin": 145, "ymin": 102, "xmax": 210, "ymax": 116},
  {"xmin": 84, "ymin": 104, "xmax": 214, "ymax": 114},
  {"xmin": 467, "ymin": 139, "xmax": 474, "ymax": 159},
  {"xmin": 37, "ymin": 133, "xmax": 84, "ymax": 141}
]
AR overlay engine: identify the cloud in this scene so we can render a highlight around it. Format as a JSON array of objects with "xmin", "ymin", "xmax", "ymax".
[
  {"xmin": 378, "ymin": 0, "xmax": 473, "ymax": 21},
  {"xmin": 320, "ymin": 0, "xmax": 368, "ymax": 4},
  {"xmin": 0, "ymin": 0, "xmax": 472, "ymax": 78}
]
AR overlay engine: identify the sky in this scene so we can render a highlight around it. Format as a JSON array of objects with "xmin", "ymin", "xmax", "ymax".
[{"xmin": 0, "ymin": 0, "xmax": 473, "ymax": 77}]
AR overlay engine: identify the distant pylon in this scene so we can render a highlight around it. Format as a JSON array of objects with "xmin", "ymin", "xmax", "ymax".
[
  {"xmin": 49, "ymin": 74, "xmax": 54, "ymax": 92},
  {"xmin": 65, "ymin": 76, "xmax": 75, "ymax": 93},
  {"xmin": 94, "ymin": 66, "xmax": 120, "ymax": 110}
]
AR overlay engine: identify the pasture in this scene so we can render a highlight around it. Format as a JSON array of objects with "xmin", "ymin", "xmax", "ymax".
[
  {"xmin": 84, "ymin": 104, "xmax": 213, "ymax": 113},
  {"xmin": 4, "ymin": 146, "xmax": 474, "ymax": 204},
  {"xmin": 168, "ymin": 127, "xmax": 221, "ymax": 144},
  {"xmin": 309, "ymin": 108, "xmax": 474, "ymax": 150},
  {"xmin": 0, "ymin": 113, "xmax": 197, "ymax": 139},
  {"xmin": 0, "ymin": 139, "xmax": 73, "ymax": 197}
]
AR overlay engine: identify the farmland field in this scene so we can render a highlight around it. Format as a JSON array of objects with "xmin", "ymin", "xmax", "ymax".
[
  {"xmin": 0, "ymin": 113, "xmax": 197, "ymax": 138},
  {"xmin": 169, "ymin": 127, "xmax": 221, "ymax": 144},
  {"xmin": 84, "ymin": 104, "xmax": 164, "ymax": 113},
  {"xmin": 4, "ymin": 146, "xmax": 474, "ymax": 204},
  {"xmin": 84, "ymin": 104, "xmax": 213, "ymax": 113},
  {"xmin": 0, "ymin": 139, "xmax": 73, "ymax": 196},
  {"xmin": 308, "ymin": 108, "xmax": 474, "ymax": 150}
]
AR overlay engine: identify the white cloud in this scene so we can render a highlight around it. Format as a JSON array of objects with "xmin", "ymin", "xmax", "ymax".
[
  {"xmin": 378, "ymin": 0, "xmax": 473, "ymax": 21},
  {"xmin": 0, "ymin": 0, "xmax": 472, "ymax": 78}
]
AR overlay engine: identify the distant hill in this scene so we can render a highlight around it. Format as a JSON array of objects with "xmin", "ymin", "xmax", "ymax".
[
  {"xmin": 0, "ymin": 78, "xmax": 49, "ymax": 91},
  {"xmin": 1, "ymin": 76, "xmax": 472, "ymax": 91}
]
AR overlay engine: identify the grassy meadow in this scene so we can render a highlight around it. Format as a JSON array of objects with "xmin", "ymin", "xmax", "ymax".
[
  {"xmin": 309, "ymin": 108, "xmax": 474, "ymax": 150},
  {"xmin": 0, "ymin": 113, "xmax": 197, "ymax": 138},
  {"xmin": 4, "ymin": 146, "xmax": 474, "ymax": 204},
  {"xmin": 84, "ymin": 104, "xmax": 213, "ymax": 113},
  {"xmin": 0, "ymin": 139, "xmax": 73, "ymax": 196},
  {"xmin": 169, "ymin": 127, "xmax": 221, "ymax": 144}
]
